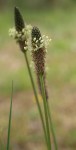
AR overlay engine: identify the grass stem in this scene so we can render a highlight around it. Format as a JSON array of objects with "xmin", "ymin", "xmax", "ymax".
[
  {"xmin": 24, "ymin": 52, "xmax": 48, "ymax": 149},
  {"xmin": 40, "ymin": 75, "xmax": 51, "ymax": 150},
  {"xmin": 47, "ymin": 101, "xmax": 58, "ymax": 150}
]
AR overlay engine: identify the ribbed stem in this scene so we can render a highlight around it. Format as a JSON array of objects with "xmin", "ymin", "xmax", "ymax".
[
  {"xmin": 40, "ymin": 75, "xmax": 51, "ymax": 150},
  {"xmin": 24, "ymin": 52, "xmax": 48, "ymax": 149},
  {"xmin": 47, "ymin": 101, "xmax": 58, "ymax": 150}
]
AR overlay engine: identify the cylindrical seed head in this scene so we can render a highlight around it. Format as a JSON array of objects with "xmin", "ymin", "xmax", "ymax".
[
  {"xmin": 14, "ymin": 7, "xmax": 25, "ymax": 32},
  {"xmin": 31, "ymin": 26, "xmax": 48, "ymax": 100},
  {"xmin": 14, "ymin": 7, "xmax": 27, "ymax": 53}
]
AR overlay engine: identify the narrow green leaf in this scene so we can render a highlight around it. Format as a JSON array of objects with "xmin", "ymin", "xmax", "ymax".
[{"xmin": 6, "ymin": 81, "xmax": 13, "ymax": 150}]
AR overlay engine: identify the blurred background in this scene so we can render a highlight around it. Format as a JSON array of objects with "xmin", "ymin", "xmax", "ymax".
[{"xmin": 0, "ymin": 0, "xmax": 76, "ymax": 150}]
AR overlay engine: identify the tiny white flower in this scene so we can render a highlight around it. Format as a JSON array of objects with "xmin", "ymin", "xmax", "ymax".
[
  {"xmin": 33, "ymin": 37, "xmax": 36, "ymax": 41},
  {"xmin": 36, "ymin": 40, "xmax": 38, "ymax": 43},
  {"xmin": 39, "ymin": 37, "xmax": 42, "ymax": 40},
  {"xmin": 40, "ymin": 39, "xmax": 44, "ymax": 43},
  {"xmin": 24, "ymin": 46, "xmax": 28, "ymax": 50}
]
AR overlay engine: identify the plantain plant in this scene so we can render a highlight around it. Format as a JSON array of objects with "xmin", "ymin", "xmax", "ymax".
[{"xmin": 8, "ymin": 7, "xmax": 58, "ymax": 150}]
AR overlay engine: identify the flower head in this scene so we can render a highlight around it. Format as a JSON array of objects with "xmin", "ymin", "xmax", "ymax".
[
  {"xmin": 32, "ymin": 27, "xmax": 44, "ymax": 51},
  {"xmin": 31, "ymin": 26, "xmax": 48, "ymax": 99},
  {"xmin": 14, "ymin": 7, "xmax": 25, "ymax": 32},
  {"xmin": 9, "ymin": 7, "xmax": 32, "ymax": 53},
  {"xmin": 31, "ymin": 27, "xmax": 51, "ymax": 52},
  {"xmin": 14, "ymin": 7, "xmax": 27, "ymax": 53}
]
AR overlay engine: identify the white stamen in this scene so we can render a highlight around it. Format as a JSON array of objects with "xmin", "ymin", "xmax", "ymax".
[
  {"xmin": 40, "ymin": 39, "xmax": 44, "ymax": 43},
  {"xmin": 36, "ymin": 40, "xmax": 38, "ymax": 43},
  {"xmin": 24, "ymin": 46, "xmax": 28, "ymax": 50},
  {"xmin": 33, "ymin": 37, "xmax": 36, "ymax": 41},
  {"xmin": 39, "ymin": 37, "xmax": 42, "ymax": 40}
]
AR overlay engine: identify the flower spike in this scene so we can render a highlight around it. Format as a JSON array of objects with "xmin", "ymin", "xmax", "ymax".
[
  {"xmin": 9, "ymin": 7, "xmax": 32, "ymax": 53},
  {"xmin": 31, "ymin": 26, "xmax": 48, "ymax": 100},
  {"xmin": 14, "ymin": 7, "xmax": 25, "ymax": 32},
  {"xmin": 14, "ymin": 7, "xmax": 28, "ymax": 53}
]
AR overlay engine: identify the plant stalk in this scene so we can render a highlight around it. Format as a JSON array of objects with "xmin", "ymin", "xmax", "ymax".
[
  {"xmin": 40, "ymin": 75, "xmax": 51, "ymax": 150},
  {"xmin": 24, "ymin": 52, "xmax": 49, "ymax": 149},
  {"xmin": 47, "ymin": 100, "xmax": 58, "ymax": 150}
]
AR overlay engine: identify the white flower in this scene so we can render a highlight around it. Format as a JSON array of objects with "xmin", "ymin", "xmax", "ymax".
[
  {"xmin": 9, "ymin": 25, "xmax": 51, "ymax": 53},
  {"xmin": 39, "ymin": 37, "xmax": 42, "ymax": 40},
  {"xmin": 32, "ymin": 34, "xmax": 51, "ymax": 52},
  {"xmin": 9, "ymin": 28, "xmax": 16, "ymax": 38},
  {"xmin": 33, "ymin": 37, "xmax": 36, "ymax": 41},
  {"xmin": 24, "ymin": 46, "xmax": 28, "ymax": 51},
  {"xmin": 9, "ymin": 24, "xmax": 32, "ymax": 41}
]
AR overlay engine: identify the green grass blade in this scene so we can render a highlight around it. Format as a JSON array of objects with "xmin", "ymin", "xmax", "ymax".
[{"xmin": 6, "ymin": 81, "xmax": 13, "ymax": 150}]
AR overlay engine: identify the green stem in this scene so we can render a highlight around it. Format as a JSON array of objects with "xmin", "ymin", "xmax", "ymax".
[
  {"xmin": 47, "ymin": 101, "xmax": 58, "ymax": 150},
  {"xmin": 6, "ymin": 81, "xmax": 13, "ymax": 150},
  {"xmin": 40, "ymin": 75, "xmax": 51, "ymax": 150},
  {"xmin": 24, "ymin": 52, "xmax": 48, "ymax": 149}
]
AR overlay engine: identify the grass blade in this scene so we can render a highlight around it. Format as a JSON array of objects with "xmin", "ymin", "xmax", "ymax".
[{"xmin": 6, "ymin": 81, "xmax": 13, "ymax": 150}]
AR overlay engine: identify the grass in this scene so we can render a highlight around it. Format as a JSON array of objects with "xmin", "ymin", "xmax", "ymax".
[
  {"xmin": 6, "ymin": 81, "xmax": 13, "ymax": 150},
  {"xmin": 0, "ymin": 6, "xmax": 76, "ymax": 150}
]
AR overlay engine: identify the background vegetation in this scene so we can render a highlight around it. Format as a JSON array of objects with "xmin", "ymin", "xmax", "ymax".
[{"xmin": 0, "ymin": 0, "xmax": 76, "ymax": 149}]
